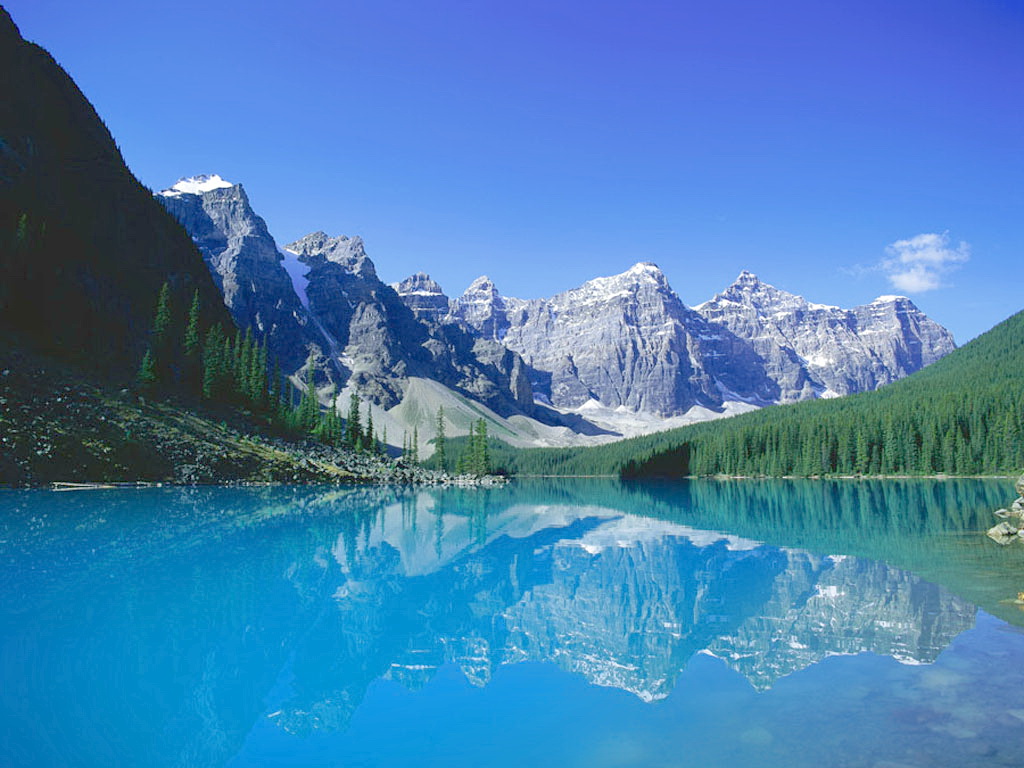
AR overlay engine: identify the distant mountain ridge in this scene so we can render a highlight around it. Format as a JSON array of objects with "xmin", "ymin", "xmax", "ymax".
[
  {"xmin": 156, "ymin": 172, "xmax": 955, "ymax": 450},
  {"xmin": 695, "ymin": 270, "xmax": 954, "ymax": 400},
  {"xmin": 436, "ymin": 263, "xmax": 953, "ymax": 417}
]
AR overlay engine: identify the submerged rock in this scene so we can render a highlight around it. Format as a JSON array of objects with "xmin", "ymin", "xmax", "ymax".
[{"xmin": 1017, "ymin": 474, "xmax": 1024, "ymax": 497}]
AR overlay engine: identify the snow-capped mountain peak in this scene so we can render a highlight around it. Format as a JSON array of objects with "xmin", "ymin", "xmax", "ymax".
[
  {"xmin": 159, "ymin": 174, "xmax": 235, "ymax": 197},
  {"xmin": 465, "ymin": 275, "xmax": 500, "ymax": 294}
]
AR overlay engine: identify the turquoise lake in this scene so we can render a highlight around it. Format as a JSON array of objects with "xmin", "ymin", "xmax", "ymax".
[{"xmin": 2, "ymin": 479, "xmax": 1024, "ymax": 767}]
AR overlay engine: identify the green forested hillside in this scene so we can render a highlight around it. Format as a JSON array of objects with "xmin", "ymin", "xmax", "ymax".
[{"xmin": 489, "ymin": 308, "xmax": 1024, "ymax": 477}]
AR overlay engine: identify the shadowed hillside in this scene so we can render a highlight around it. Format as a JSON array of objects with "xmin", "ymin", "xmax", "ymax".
[{"xmin": 0, "ymin": 8, "xmax": 230, "ymax": 373}]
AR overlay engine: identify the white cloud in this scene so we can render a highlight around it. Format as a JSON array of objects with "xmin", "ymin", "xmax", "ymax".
[{"xmin": 881, "ymin": 232, "xmax": 969, "ymax": 293}]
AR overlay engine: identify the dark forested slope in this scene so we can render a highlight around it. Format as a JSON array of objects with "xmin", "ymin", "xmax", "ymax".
[{"xmin": 0, "ymin": 9, "xmax": 229, "ymax": 373}]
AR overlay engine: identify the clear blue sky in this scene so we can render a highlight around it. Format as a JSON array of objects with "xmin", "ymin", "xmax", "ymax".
[{"xmin": 7, "ymin": 0, "xmax": 1023, "ymax": 342}]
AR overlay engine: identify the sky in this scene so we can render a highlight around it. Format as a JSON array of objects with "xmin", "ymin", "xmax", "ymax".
[{"xmin": 7, "ymin": 0, "xmax": 1023, "ymax": 342}]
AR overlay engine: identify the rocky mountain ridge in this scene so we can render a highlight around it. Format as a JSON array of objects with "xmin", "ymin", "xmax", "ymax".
[
  {"xmin": 438, "ymin": 263, "xmax": 954, "ymax": 416},
  {"xmin": 158, "ymin": 173, "xmax": 955, "ymax": 449}
]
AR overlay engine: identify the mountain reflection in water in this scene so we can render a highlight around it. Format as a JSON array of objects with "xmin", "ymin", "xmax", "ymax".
[{"xmin": 1, "ymin": 478, "xmax": 1020, "ymax": 768}]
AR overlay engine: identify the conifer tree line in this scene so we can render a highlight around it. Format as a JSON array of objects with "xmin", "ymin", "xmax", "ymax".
[{"xmin": 135, "ymin": 282, "xmax": 388, "ymax": 455}]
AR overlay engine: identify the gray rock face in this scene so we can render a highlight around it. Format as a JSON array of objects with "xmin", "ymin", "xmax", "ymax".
[
  {"xmin": 696, "ymin": 272, "xmax": 957, "ymax": 400},
  {"xmin": 392, "ymin": 272, "xmax": 450, "ymax": 323},
  {"xmin": 449, "ymin": 263, "xmax": 775, "ymax": 415},
  {"xmin": 159, "ymin": 175, "xmax": 537, "ymax": 416},
  {"xmin": 448, "ymin": 276, "xmax": 511, "ymax": 341},
  {"xmin": 286, "ymin": 233, "xmax": 534, "ymax": 414},
  {"xmin": 287, "ymin": 230, "xmax": 377, "ymax": 280},
  {"xmin": 285, "ymin": 231, "xmax": 425, "ymax": 404},
  {"xmin": 157, "ymin": 177, "xmax": 320, "ymax": 370},
  {"xmin": 450, "ymin": 265, "xmax": 955, "ymax": 417}
]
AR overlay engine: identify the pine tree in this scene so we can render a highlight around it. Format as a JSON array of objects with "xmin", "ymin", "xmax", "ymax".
[
  {"xmin": 182, "ymin": 290, "xmax": 202, "ymax": 395},
  {"xmin": 201, "ymin": 324, "xmax": 225, "ymax": 400},
  {"xmin": 475, "ymin": 419, "xmax": 490, "ymax": 475},
  {"xmin": 152, "ymin": 282, "xmax": 173, "ymax": 349},
  {"xmin": 183, "ymin": 290, "xmax": 201, "ymax": 357},
  {"xmin": 246, "ymin": 336, "xmax": 267, "ymax": 409},
  {"xmin": 364, "ymin": 404, "xmax": 375, "ymax": 452},
  {"xmin": 346, "ymin": 393, "xmax": 363, "ymax": 449},
  {"xmin": 144, "ymin": 281, "xmax": 174, "ymax": 385},
  {"xmin": 412, "ymin": 426, "xmax": 419, "ymax": 464},
  {"xmin": 435, "ymin": 406, "xmax": 447, "ymax": 472},
  {"xmin": 297, "ymin": 355, "xmax": 320, "ymax": 433},
  {"xmin": 137, "ymin": 348, "xmax": 157, "ymax": 391},
  {"xmin": 269, "ymin": 359, "xmax": 282, "ymax": 412}
]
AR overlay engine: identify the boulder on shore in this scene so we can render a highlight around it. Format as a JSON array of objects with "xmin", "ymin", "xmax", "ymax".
[
  {"xmin": 987, "ymin": 521, "xmax": 1021, "ymax": 543},
  {"xmin": 1016, "ymin": 473, "xmax": 1024, "ymax": 497}
]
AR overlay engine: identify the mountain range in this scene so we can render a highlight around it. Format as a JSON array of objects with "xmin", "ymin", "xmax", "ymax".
[
  {"xmin": 0, "ymin": 5, "xmax": 959, "ymax": 460},
  {"xmin": 157, "ymin": 174, "xmax": 954, "ymax": 451}
]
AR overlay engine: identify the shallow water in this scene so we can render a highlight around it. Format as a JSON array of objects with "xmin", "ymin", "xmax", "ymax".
[{"xmin": 2, "ymin": 479, "xmax": 1023, "ymax": 767}]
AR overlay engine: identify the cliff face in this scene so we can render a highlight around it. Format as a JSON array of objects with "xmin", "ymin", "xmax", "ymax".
[
  {"xmin": 276, "ymin": 232, "xmax": 532, "ymax": 413},
  {"xmin": 158, "ymin": 177, "xmax": 318, "ymax": 370},
  {"xmin": 0, "ymin": 11, "xmax": 230, "ymax": 372},
  {"xmin": 695, "ymin": 271, "xmax": 956, "ymax": 400},
  {"xmin": 448, "ymin": 265, "xmax": 954, "ymax": 418}
]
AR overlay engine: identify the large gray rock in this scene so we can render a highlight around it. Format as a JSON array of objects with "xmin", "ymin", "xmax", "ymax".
[
  {"xmin": 450, "ymin": 263, "xmax": 779, "ymax": 415},
  {"xmin": 159, "ymin": 175, "xmax": 539, "ymax": 418},
  {"xmin": 285, "ymin": 232, "xmax": 429, "ymax": 405},
  {"xmin": 1016, "ymin": 474, "xmax": 1024, "ymax": 497},
  {"xmin": 988, "ymin": 521, "xmax": 1020, "ymax": 543}
]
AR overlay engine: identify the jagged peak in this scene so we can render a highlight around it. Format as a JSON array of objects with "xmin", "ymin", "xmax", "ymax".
[
  {"xmin": 626, "ymin": 261, "xmax": 665, "ymax": 276},
  {"xmin": 577, "ymin": 262, "xmax": 670, "ymax": 297},
  {"xmin": 735, "ymin": 269, "xmax": 760, "ymax": 284},
  {"xmin": 703, "ymin": 272, "xmax": 845, "ymax": 314},
  {"xmin": 284, "ymin": 231, "xmax": 375, "ymax": 279},
  {"xmin": 464, "ymin": 275, "xmax": 500, "ymax": 295},
  {"xmin": 159, "ymin": 174, "xmax": 235, "ymax": 197},
  {"xmin": 394, "ymin": 272, "xmax": 446, "ymax": 296},
  {"xmin": 720, "ymin": 271, "xmax": 793, "ymax": 300},
  {"xmin": 871, "ymin": 294, "xmax": 911, "ymax": 304}
]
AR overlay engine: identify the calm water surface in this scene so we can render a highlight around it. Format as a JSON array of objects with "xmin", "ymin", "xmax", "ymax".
[{"xmin": 2, "ymin": 479, "xmax": 1024, "ymax": 767}]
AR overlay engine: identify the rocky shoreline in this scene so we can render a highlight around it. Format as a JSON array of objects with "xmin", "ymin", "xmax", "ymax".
[
  {"xmin": 985, "ymin": 473, "xmax": 1024, "ymax": 545},
  {"xmin": 0, "ymin": 347, "xmax": 509, "ymax": 489}
]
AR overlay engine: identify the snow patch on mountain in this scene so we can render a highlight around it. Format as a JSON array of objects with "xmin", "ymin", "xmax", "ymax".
[
  {"xmin": 279, "ymin": 248, "xmax": 310, "ymax": 308},
  {"xmin": 159, "ymin": 174, "xmax": 235, "ymax": 196}
]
